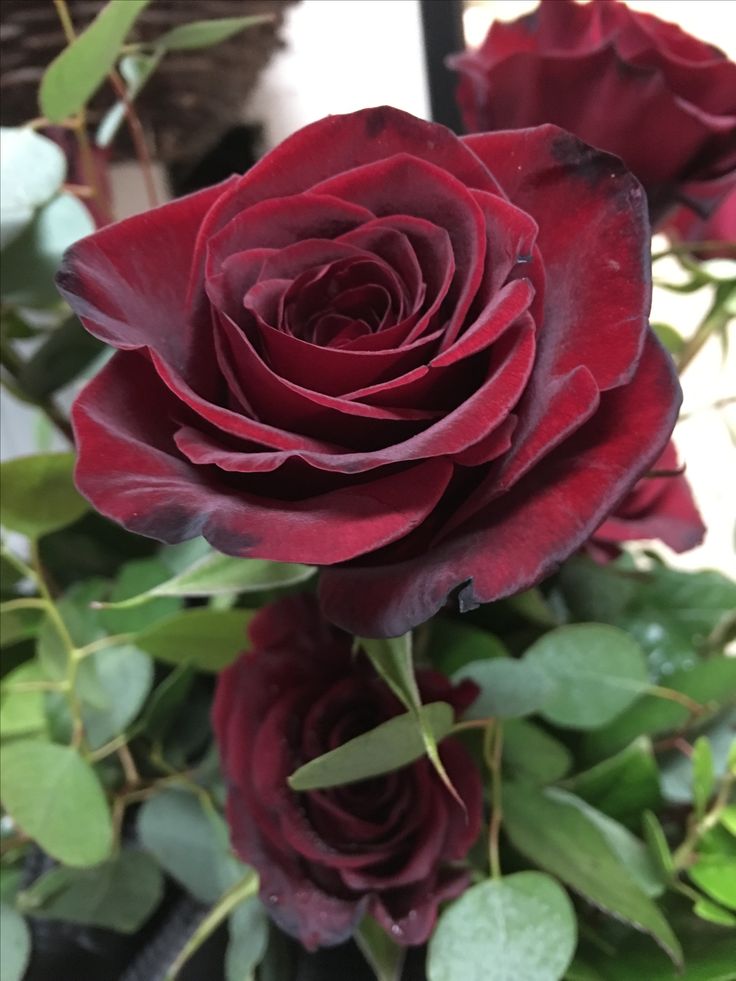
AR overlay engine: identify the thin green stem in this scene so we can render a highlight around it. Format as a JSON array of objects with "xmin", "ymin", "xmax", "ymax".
[
  {"xmin": 164, "ymin": 873, "xmax": 259, "ymax": 981},
  {"xmin": 678, "ymin": 288, "xmax": 735, "ymax": 374},
  {"xmin": 484, "ymin": 722, "xmax": 504, "ymax": 880},
  {"xmin": 648, "ymin": 685, "xmax": 708, "ymax": 717},
  {"xmin": 0, "ymin": 341, "xmax": 74, "ymax": 443},
  {"xmin": 75, "ymin": 632, "xmax": 136, "ymax": 659},
  {"xmin": 673, "ymin": 772, "xmax": 734, "ymax": 871},
  {"xmin": 1, "ymin": 598, "xmax": 48, "ymax": 615}
]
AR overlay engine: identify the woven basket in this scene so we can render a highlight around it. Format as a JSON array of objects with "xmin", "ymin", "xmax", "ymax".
[{"xmin": 0, "ymin": 0, "xmax": 296, "ymax": 169}]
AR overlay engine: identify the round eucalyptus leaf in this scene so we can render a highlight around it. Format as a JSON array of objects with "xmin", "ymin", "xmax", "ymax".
[{"xmin": 428, "ymin": 872, "xmax": 577, "ymax": 981}]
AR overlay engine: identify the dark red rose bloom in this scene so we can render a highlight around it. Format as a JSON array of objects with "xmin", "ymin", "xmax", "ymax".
[
  {"xmin": 212, "ymin": 594, "xmax": 482, "ymax": 950},
  {"xmin": 663, "ymin": 185, "xmax": 736, "ymax": 260},
  {"xmin": 60, "ymin": 106, "xmax": 680, "ymax": 637},
  {"xmin": 588, "ymin": 441, "xmax": 705, "ymax": 562},
  {"xmin": 450, "ymin": 0, "xmax": 736, "ymax": 226}
]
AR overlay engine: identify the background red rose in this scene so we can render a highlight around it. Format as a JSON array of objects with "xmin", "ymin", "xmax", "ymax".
[
  {"xmin": 588, "ymin": 441, "xmax": 705, "ymax": 562},
  {"xmin": 450, "ymin": 0, "xmax": 736, "ymax": 226},
  {"xmin": 60, "ymin": 106, "xmax": 680, "ymax": 637},
  {"xmin": 213, "ymin": 594, "xmax": 482, "ymax": 950},
  {"xmin": 663, "ymin": 185, "xmax": 736, "ymax": 260}
]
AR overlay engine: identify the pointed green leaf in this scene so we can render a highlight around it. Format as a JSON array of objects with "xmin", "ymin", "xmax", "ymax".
[
  {"xmin": 562, "ymin": 738, "xmax": 661, "ymax": 826},
  {"xmin": 689, "ymin": 857, "xmax": 736, "ymax": 911},
  {"xmin": 503, "ymin": 784, "xmax": 682, "ymax": 967},
  {"xmin": 288, "ymin": 702, "xmax": 454, "ymax": 791},
  {"xmin": 642, "ymin": 811, "xmax": 675, "ymax": 880},
  {"xmin": 40, "ymin": 0, "xmax": 151, "ymax": 122},
  {"xmin": 151, "ymin": 14, "xmax": 274, "ymax": 51},
  {"xmin": 95, "ymin": 552, "xmax": 315, "ymax": 609},
  {"xmin": 691, "ymin": 737, "xmax": 715, "ymax": 819},
  {"xmin": 693, "ymin": 897, "xmax": 736, "ymax": 927},
  {"xmin": 355, "ymin": 916, "xmax": 405, "ymax": 981}
]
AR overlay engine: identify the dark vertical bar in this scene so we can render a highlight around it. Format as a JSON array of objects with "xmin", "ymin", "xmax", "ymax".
[{"xmin": 420, "ymin": 0, "xmax": 466, "ymax": 132}]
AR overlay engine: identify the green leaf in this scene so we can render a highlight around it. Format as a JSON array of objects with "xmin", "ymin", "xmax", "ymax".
[
  {"xmin": 558, "ymin": 557, "xmax": 637, "ymax": 623},
  {"xmin": 503, "ymin": 783, "xmax": 682, "ymax": 966},
  {"xmin": 0, "ymin": 192, "xmax": 95, "ymax": 307},
  {"xmin": 693, "ymin": 897, "xmax": 736, "ymax": 927},
  {"xmin": 138, "ymin": 788, "xmax": 245, "ymax": 904},
  {"xmin": 139, "ymin": 663, "xmax": 194, "ymax": 742},
  {"xmin": 642, "ymin": 811, "xmax": 675, "ymax": 880},
  {"xmin": 0, "ymin": 127, "xmax": 66, "ymax": 248},
  {"xmin": 583, "ymin": 658, "xmax": 736, "ymax": 761},
  {"xmin": 355, "ymin": 916, "xmax": 405, "ymax": 981},
  {"xmin": 455, "ymin": 657, "xmax": 554, "ymax": 719},
  {"xmin": 151, "ymin": 14, "xmax": 274, "ymax": 51},
  {"xmin": 502, "ymin": 719, "xmax": 572, "ymax": 784},
  {"xmin": 17, "ymin": 850, "xmax": 163, "ymax": 932},
  {"xmin": 427, "ymin": 872, "xmax": 576, "ymax": 981},
  {"xmin": 81, "ymin": 644, "xmax": 153, "ymax": 749},
  {"xmin": 524, "ymin": 624, "xmax": 649, "ymax": 729},
  {"xmin": 18, "ymin": 317, "xmax": 104, "ymax": 400},
  {"xmin": 562, "ymin": 738, "xmax": 661, "ymax": 827},
  {"xmin": 288, "ymin": 702, "xmax": 454, "ymax": 791},
  {"xmin": 548, "ymin": 789, "xmax": 664, "ymax": 898},
  {"xmin": 40, "ymin": 0, "xmax": 151, "ymax": 122},
  {"xmin": 225, "ymin": 898, "xmax": 269, "ymax": 981},
  {"xmin": 0, "ymin": 903, "xmax": 31, "ymax": 981},
  {"xmin": 721, "ymin": 804, "xmax": 736, "ymax": 838},
  {"xmin": 96, "ymin": 552, "xmax": 315, "ymax": 609},
  {"xmin": 0, "ymin": 453, "xmax": 87, "ymax": 539},
  {"xmin": 691, "ymin": 736, "xmax": 715, "ymax": 819},
  {"xmin": 359, "ymin": 634, "xmax": 461, "ymax": 805},
  {"xmin": 0, "ymin": 740, "xmax": 112, "ymax": 866},
  {"xmin": 505, "ymin": 587, "xmax": 560, "ymax": 626},
  {"xmin": 689, "ymin": 857, "xmax": 736, "ymax": 911},
  {"xmin": 0, "ymin": 660, "xmax": 48, "ymax": 737},
  {"xmin": 135, "ymin": 608, "xmax": 252, "ymax": 672},
  {"xmin": 651, "ymin": 323, "xmax": 685, "ymax": 355},
  {"xmin": 425, "ymin": 619, "xmax": 508, "ymax": 675},
  {"xmin": 98, "ymin": 557, "xmax": 181, "ymax": 634}
]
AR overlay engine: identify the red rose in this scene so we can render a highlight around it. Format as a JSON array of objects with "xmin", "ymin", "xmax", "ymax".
[
  {"xmin": 60, "ymin": 106, "xmax": 680, "ymax": 637},
  {"xmin": 663, "ymin": 185, "xmax": 736, "ymax": 260},
  {"xmin": 450, "ymin": 0, "xmax": 736, "ymax": 225},
  {"xmin": 588, "ymin": 441, "xmax": 705, "ymax": 562},
  {"xmin": 212, "ymin": 594, "xmax": 482, "ymax": 950}
]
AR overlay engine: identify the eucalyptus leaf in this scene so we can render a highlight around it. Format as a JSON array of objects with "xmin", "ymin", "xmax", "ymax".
[
  {"xmin": 425, "ymin": 619, "xmax": 508, "ymax": 675},
  {"xmin": 0, "ymin": 740, "xmax": 112, "ymax": 866},
  {"xmin": 98, "ymin": 557, "xmax": 181, "ymax": 634},
  {"xmin": 455, "ymin": 657, "xmax": 554, "ymax": 720},
  {"xmin": 138, "ymin": 788, "xmax": 246, "ymax": 904},
  {"xmin": 40, "ymin": 0, "xmax": 151, "ymax": 122},
  {"xmin": 135, "ymin": 608, "xmax": 252, "ymax": 672},
  {"xmin": 81, "ymin": 644, "xmax": 153, "ymax": 749},
  {"xmin": 96, "ymin": 552, "xmax": 315, "ymax": 609},
  {"xmin": 503, "ymin": 783, "xmax": 682, "ymax": 966},
  {"xmin": 0, "ymin": 903, "xmax": 31, "ymax": 981},
  {"xmin": 688, "ymin": 857, "xmax": 736, "ymax": 911},
  {"xmin": 226, "ymin": 898, "xmax": 269, "ymax": 981},
  {"xmin": 0, "ymin": 453, "xmax": 87, "ymax": 539},
  {"xmin": 0, "ymin": 128, "xmax": 65, "ymax": 248},
  {"xmin": 428, "ymin": 872, "xmax": 576, "ymax": 981},
  {"xmin": 0, "ymin": 192, "xmax": 95, "ymax": 307},
  {"xmin": 691, "ymin": 737, "xmax": 715, "ymax": 819},
  {"xmin": 524, "ymin": 624, "xmax": 649, "ymax": 729},
  {"xmin": 502, "ymin": 719, "xmax": 573, "ymax": 784},
  {"xmin": 17, "ymin": 850, "xmax": 163, "ymax": 932},
  {"xmin": 151, "ymin": 14, "xmax": 274, "ymax": 51},
  {"xmin": 562, "ymin": 738, "xmax": 661, "ymax": 827},
  {"xmin": 288, "ymin": 702, "xmax": 454, "ymax": 791},
  {"xmin": 0, "ymin": 660, "xmax": 48, "ymax": 737}
]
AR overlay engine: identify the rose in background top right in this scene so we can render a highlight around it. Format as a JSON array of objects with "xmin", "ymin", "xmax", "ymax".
[{"xmin": 450, "ymin": 0, "xmax": 736, "ymax": 229}]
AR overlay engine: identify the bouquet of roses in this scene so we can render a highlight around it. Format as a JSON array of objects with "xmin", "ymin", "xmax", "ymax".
[{"xmin": 1, "ymin": 1, "xmax": 734, "ymax": 979}]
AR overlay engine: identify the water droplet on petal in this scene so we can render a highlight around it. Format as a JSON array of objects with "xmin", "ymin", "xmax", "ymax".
[
  {"xmin": 390, "ymin": 924, "xmax": 403, "ymax": 937},
  {"xmin": 268, "ymin": 894, "xmax": 281, "ymax": 906}
]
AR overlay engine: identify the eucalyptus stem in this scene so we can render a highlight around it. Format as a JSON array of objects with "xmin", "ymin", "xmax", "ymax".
[
  {"xmin": 107, "ymin": 67, "xmax": 159, "ymax": 209},
  {"xmin": 672, "ymin": 772, "xmax": 735, "ymax": 871},
  {"xmin": 484, "ymin": 722, "xmax": 504, "ymax": 880},
  {"xmin": 677, "ymin": 287, "xmax": 735, "ymax": 374},
  {"xmin": 164, "ymin": 873, "xmax": 259, "ymax": 981},
  {"xmin": 75, "ymin": 632, "xmax": 136, "ymax": 658}
]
